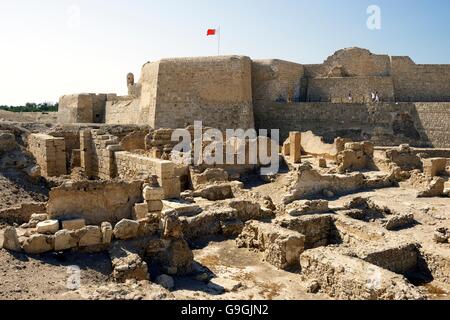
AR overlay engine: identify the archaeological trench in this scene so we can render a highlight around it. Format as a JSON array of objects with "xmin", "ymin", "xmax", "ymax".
[{"xmin": 1, "ymin": 47, "xmax": 450, "ymax": 300}]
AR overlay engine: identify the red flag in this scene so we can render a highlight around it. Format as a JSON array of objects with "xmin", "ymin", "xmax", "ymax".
[{"xmin": 207, "ymin": 29, "xmax": 216, "ymax": 36}]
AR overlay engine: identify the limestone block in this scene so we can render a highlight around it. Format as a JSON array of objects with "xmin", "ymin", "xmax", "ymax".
[
  {"xmin": 147, "ymin": 200, "xmax": 164, "ymax": 213},
  {"xmin": 286, "ymin": 200, "xmax": 330, "ymax": 216},
  {"xmin": 289, "ymin": 132, "xmax": 301, "ymax": 164},
  {"xmin": 423, "ymin": 158, "xmax": 447, "ymax": 177},
  {"xmin": 30, "ymin": 213, "xmax": 48, "ymax": 222},
  {"xmin": 192, "ymin": 184, "xmax": 234, "ymax": 201},
  {"xmin": 133, "ymin": 203, "xmax": 150, "ymax": 220},
  {"xmin": 113, "ymin": 219, "xmax": 140, "ymax": 240},
  {"xmin": 1, "ymin": 227, "xmax": 21, "ymax": 252},
  {"xmin": 161, "ymin": 178, "xmax": 181, "ymax": 199},
  {"xmin": 143, "ymin": 186, "xmax": 165, "ymax": 201},
  {"xmin": 237, "ymin": 220, "xmax": 305, "ymax": 270},
  {"xmin": 78, "ymin": 226, "xmax": 103, "ymax": 247},
  {"xmin": 22, "ymin": 234, "xmax": 54, "ymax": 254},
  {"xmin": 109, "ymin": 243, "xmax": 149, "ymax": 282},
  {"xmin": 54, "ymin": 230, "xmax": 78, "ymax": 251},
  {"xmin": 300, "ymin": 247, "xmax": 424, "ymax": 300},
  {"xmin": 318, "ymin": 158, "xmax": 327, "ymax": 168},
  {"xmin": 36, "ymin": 220, "xmax": 60, "ymax": 235},
  {"xmin": 62, "ymin": 219, "xmax": 86, "ymax": 231},
  {"xmin": 101, "ymin": 222, "xmax": 113, "ymax": 244}
]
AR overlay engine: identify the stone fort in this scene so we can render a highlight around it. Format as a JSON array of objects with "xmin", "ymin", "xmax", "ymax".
[{"xmin": 58, "ymin": 47, "xmax": 450, "ymax": 148}]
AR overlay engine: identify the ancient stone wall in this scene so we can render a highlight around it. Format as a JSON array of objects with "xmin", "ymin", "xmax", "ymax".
[
  {"xmin": 252, "ymin": 59, "xmax": 305, "ymax": 103},
  {"xmin": 152, "ymin": 56, "xmax": 254, "ymax": 131},
  {"xmin": 105, "ymin": 98, "xmax": 142, "ymax": 125},
  {"xmin": 307, "ymin": 76, "xmax": 394, "ymax": 103},
  {"xmin": 80, "ymin": 129, "xmax": 121, "ymax": 179},
  {"xmin": 115, "ymin": 152, "xmax": 180, "ymax": 199},
  {"xmin": 28, "ymin": 134, "xmax": 67, "ymax": 177},
  {"xmin": 391, "ymin": 57, "xmax": 450, "ymax": 102},
  {"xmin": 47, "ymin": 181, "xmax": 143, "ymax": 225},
  {"xmin": 59, "ymin": 93, "xmax": 115, "ymax": 124},
  {"xmin": 254, "ymin": 102, "xmax": 450, "ymax": 148}
]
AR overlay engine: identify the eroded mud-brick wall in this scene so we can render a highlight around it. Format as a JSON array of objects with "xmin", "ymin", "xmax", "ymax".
[{"xmin": 28, "ymin": 133, "xmax": 67, "ymax": 177}]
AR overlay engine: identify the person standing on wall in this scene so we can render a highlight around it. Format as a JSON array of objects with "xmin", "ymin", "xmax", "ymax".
[
  {"xmin": 375, "ymin": 91, "xmax": 380, "ymax": 103},
  {"xmin": 348, "ymin": 92, "xmax": 353, "ymax": 102}
]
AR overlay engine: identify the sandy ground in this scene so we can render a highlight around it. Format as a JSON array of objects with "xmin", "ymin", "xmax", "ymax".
[{"xmin": 0, "ymin": 172, "xmax": 48, "ymax": 210}]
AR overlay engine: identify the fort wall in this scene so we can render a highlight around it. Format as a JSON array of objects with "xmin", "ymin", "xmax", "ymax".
[
  {"xmin": 151, "ymin": 56, "xmax": 254, "ymax": 131},
  {"xmin": 254, "ymin": 102, "xmax": 450, "ymax": 148},
  {"xmin": 391, "ymin": 56, "xmax": 450, "ymax": 102},
  {"xmin": 252, "ymin": 60, "xmax": 305, "ymax": 103},
  {"xmin": 306, "ymin": 76, "xmax": 394, "ymax": 103}
]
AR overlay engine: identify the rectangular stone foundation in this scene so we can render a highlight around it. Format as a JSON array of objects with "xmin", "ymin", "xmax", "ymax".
[
  {"xmin": 237, "ymin": 220, "xmax": 305, "ymax": 270},
  {"xmin": 28, "ymin": 134, "xmax": 67, "ymax": 177},
  {"xmin": 300, "ymin": 247, "xmax": 423, "ymax": 300}
]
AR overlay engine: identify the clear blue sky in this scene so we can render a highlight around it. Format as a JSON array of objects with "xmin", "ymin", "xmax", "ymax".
[{"xmin": 1, "ymin": 0, "xmax": 449, "ymax": 105}]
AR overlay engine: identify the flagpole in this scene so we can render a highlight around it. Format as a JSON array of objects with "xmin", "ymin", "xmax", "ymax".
[{"xmin": 218, "ymin": 26, "xmax": 221, "ymax": 56}]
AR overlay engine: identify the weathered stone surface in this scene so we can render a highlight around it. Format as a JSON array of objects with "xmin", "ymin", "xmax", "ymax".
[
  {"xmin": 191, "ymin": 168, "xmax": 229, "ymax": 189},
  {"xmin": 101, "ymin": 222, "xmax": 113, "ymax": 244},
  {"xmin": 286, "ymin": 200, "xmax": 330, "ymax": 216},
  {"xmin": 114, "ymin": 219, "xmax": 140, "ymax": 240},
  {"xmin": 1, "ymin": 227, "xmax": 21, "ymax": 252},
  {"xmin": 54, "ymin": 230, "xmax": 78, "ymax": 251},
  {"xmin": 161, "ymin": 211, "xmax": 183, "ymax": 239},
  {"xmin": 36, "ymin": 220, "xmax": 59, "ymax": 235},
  {"xmin": 208, "ymin": 278, "xmax": 242, "ymax": 293},
  {"xmin": 61, "ymin": 219, "xmax": 86, "ymax": 231},
  {"xmin": 237, "ymin": 221, "xmax": 305, "ymax": 270},
  {"xmin": 22, "ymin": 234, "xmax": 54, "ymax": 254},
  {"xmin": 300, "ymin": 247, "xmax": 424, "ymax": 300},
  {"xmin": 220, "ymin": 220, "xmax": 245, "ymax": 237},
  {"xmin": 133, "ymin": 203, "xmax": 149, "ymax": 220},
  {"xmin": 433, "ymin": 228, "xmax": 449, "ymax": 244},
  {"xmin": 153, "ymin": 239, "xmax": 194, "ymax": 275},
  {"xmin": 193, "ymin": 184, "xmax": 234, "ymax": 201},
  {"xmin": 349, "ymin": 242, "xmax": 420, "ymax": 276},
  {"xmin": 422, "ymin": 158, "xmax": 447, "ymax": 177},
  {"xmin": 276, "ymin": 214, "xmax": 334, "ymax": 249},
  {"xmin": 155, "ymin": 274, "xmax": 175, "ymax": 290},
  {"xmin": 47, "ymin": 180, "xmax": 143, "ymax": 225},
  {"xmin": 147, "ymin": 200, "xmax": 164, "ymax": 213},
  {"xmin": 109, "ymin": 242, "xmax": 149, "ymax": 282},
  {"xmin": 384, "ymin": 214, "xmax": 415, "ymax": 231},
  {"xmin": 143, "ymin": 186, "xmax": 165, "ymax": 201},
  {"xmin": 78, "ymin": 226, "xmax": 103, "ymax": 247},
  {"xmin": 417, "ymin": 177, "xmax": 445, "ymax": 198}
]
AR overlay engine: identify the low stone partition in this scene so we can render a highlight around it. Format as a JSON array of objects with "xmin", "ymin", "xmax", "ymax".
[
  {"xmin": 47, "ymin": 180, "xmax": 143, "ymax": 225},
  {"xmin": 300, "ymin": 247, "xmax": 424, "ymax": 300},
  {"xmin": 276, "ymin": 214, "xmax": 335, "ymax": 249},
  {"xmin": 237, "ymin": 220, "xmax": 305, "ymax": 270},
  {"xmin": 282, "ymin": 163, "xmax": 394, "ymax": 204},
  {"xmin": 351, "ymin": 242, "xmax": 420, "ymax": 276},
  {"xmin": 28, "ymin": 133, "xmax": 67, "ymax": 177},
  {"xmin": 115, "ymin": 152, "xmax": 180, "ymax": 199}
]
